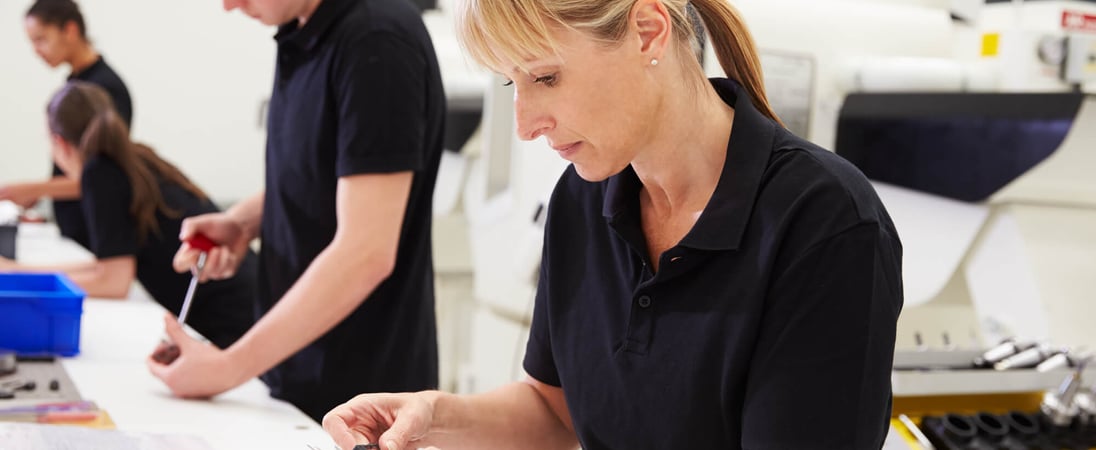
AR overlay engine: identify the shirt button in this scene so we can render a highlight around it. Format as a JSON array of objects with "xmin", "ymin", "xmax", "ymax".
[{"xmin": 637, "ymin": 295, "xmax": 652, "ymax": 308}]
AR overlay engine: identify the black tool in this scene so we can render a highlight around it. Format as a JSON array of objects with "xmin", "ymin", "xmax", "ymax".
[
  {"xmin": 152, "ymin": 234, "xmax": 215, "ymax": 365},
  {"xmin": 353, "ymin": 445, "xmax": 381, "ymax": 449},
  {"xmin": 1, "ymin": 379, "xmax": 36, "ymax": 392}
]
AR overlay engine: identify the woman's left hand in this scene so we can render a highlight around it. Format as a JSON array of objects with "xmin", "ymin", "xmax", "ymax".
[{"xmin": 146, "ymin": 313, "xmax": 249, "ymax": 398}]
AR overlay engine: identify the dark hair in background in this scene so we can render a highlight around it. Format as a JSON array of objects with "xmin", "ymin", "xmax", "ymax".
[
  {"xmin": 26, "ymin": 0, "xmax": 87, "ymax": 39},
  {"xmin": 47, "ymin": 82, "xmax": 208, "ymax": 243}
]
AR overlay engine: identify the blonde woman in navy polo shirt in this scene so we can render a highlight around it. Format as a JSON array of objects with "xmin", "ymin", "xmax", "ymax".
[{"xmin": 323, "ymin": 0, "xmax": 903, "ymax": 448}]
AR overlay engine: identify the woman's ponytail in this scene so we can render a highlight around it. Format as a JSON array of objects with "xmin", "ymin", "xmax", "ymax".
[
  {"xmin": 79, "ymin": 109, "xmax": 167, "ymax": 242},
  {"xmin": 689, "ymin": 0, "xmax": 782, "ymax": 125}
]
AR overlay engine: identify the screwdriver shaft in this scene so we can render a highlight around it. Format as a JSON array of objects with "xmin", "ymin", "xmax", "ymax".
[{"xmin": 176, "ymin": 252, "xmax": 207, "ymax": 325}]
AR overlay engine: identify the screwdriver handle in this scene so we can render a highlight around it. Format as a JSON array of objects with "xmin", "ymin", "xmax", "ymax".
[{"xmin": 187, "ymin": 234, "xmax": 216, "ymax": 252}]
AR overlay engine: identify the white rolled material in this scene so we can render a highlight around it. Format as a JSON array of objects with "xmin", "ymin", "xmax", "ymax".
[{"xmin": 845, "ymin": 57, "xmax": 966, "ymax": 92}]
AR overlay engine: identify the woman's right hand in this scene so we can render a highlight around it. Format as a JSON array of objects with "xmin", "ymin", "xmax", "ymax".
[
  {"xmin": 173, "ymin": 212, "xmax": 249, "ymax": 282},
  {"xmin": 323, "ymin": 392, "xmax": 435, "ymax": 450}
]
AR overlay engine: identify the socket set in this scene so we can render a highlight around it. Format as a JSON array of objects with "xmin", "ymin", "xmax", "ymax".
[
  {"xmin": 919, "ymin": 411, "xmax": 1096, "ymax": 449},
  {"xmin": 973, "ymin": 339, "xmax": 1089, "ymax": 372}
]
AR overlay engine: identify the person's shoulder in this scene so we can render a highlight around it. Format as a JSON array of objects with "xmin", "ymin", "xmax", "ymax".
[
  {"xmin": 87, "ymin": 58, "xmax": 127, "ymax": 86},
  {"xmin": 761, "ymin": 129, "xmax": 890, "ymax": 227},
  {"xmin": 95, "ymin": 58, "xmax": 122, "ymax": 77},
  {"xmin": 80, "ymin": 156, "xmax": 128, "ymax": 191},
  {"xmin": 82, "ymin": 155, "xmax": 123, "ymax": 176},
  {"xmin": 545, "ymin": 165, "xmax": 607, "ymax": 224},
  {"xmin": 551, "ymin": 165, "xmax": 605, "ymax": 203},
  {"xmin": 339, "ymin": 0, "xmax": 430, "ymax": 47}
]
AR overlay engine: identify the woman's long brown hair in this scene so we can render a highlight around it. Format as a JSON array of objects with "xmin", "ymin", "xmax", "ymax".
[{"xmin": 48, "ymin": 81, "xmax": 208, "ymax": 243}]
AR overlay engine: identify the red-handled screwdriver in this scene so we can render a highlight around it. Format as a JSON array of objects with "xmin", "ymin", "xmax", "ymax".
[
  {"xmin": 151, "ymin": 234, "xmax": 215, "ymax": 365},
  {"xmin": 176, "ymin": 234, "xmax": 215, "ymax": 325}
]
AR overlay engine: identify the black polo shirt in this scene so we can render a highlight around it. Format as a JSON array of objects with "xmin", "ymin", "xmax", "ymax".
[
  {"xmin": 69, "ymin": 56, "xmax": 133, "ymax": 126},
  {"xmin": 80, "ymin": 155, "xmax": 256, "ymax": 349},
  {"xmin": 55, "ymin": 56, "xmax": 133, "ymax": 249},
  {"xmin": 526, "ymin": 78, "xmax": 903, "ymax": 449},
  {"xmin": 260, "ymin": 0, "xmax": 444, "ymax": 422}
]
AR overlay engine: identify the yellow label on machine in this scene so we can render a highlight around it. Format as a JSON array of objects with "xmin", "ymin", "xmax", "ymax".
[{"xmin": 982, "ymin": 33, "xmax": 1000, "ymax": 57}]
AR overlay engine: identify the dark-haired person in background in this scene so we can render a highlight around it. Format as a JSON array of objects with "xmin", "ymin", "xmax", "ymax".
[
  {"xmin": 0, "ymin": 82, "xmax": 253, "ymax": 350},
  {"xmin": 1, "ymin": 0, "xmax": 133, "ymax": 251}
]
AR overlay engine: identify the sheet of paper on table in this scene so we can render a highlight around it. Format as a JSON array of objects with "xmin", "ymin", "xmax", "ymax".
[{"xmin": 0, "ymin": 422, "xmax": 214, "ymax": 450}]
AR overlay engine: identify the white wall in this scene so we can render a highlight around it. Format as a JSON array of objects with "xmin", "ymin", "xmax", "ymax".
[{"xmin": 1, "ymin": 1, "xmax": 275, "ymax": 205}]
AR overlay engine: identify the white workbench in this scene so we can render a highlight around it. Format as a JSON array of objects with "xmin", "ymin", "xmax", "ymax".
[{"xmin": 14, "ymin": 223, "xmax": 335, "ymax": 449}]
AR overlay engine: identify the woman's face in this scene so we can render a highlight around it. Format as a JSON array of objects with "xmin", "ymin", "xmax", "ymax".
[
  {"xmin": 50, "ymin": 134, "xmax": 82, "ymax": 180},
  {"xmin": 24, "ymin": 17, "xmax": 73, "ymax": 68},
  {"xmin": 497, "ymin": 26, "xmax": 662, "ymax": 182}
]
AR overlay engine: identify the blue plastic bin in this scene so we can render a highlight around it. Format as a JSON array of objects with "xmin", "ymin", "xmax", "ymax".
[{"xmin": 0, "ymin": 273, "xmax": 85, "ymax": 356}]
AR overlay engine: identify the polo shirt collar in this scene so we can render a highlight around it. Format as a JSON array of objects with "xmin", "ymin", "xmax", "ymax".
[
  {"xmin": 274, "ymin": 0, "xmax": 353, "ymax": 51},
  {"xmin": 602, "ymin": 78, "xmax": 776, "ymax": 251},
  {"xmin": 68, "ymin": 55, "xmax": 104, "ymax": 80}
]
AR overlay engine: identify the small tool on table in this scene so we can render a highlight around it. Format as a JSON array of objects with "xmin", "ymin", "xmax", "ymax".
[
  {"xmin": 305, "ymin": 444, "xmax": 379, "ymax": 450},
  {"xmin": 152, "ymin": 234, "xmax": 215, "ymax": 364}
]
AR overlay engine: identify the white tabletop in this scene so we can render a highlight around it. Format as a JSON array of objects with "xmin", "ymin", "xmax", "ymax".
[{"xmin": 14, "ymin": 223, "xmax": 335, "ymax": 450}]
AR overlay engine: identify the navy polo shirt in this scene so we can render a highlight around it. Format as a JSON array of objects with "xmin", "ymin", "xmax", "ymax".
[
  {"xmin": 260, "ymin": 0, "xmax": 444, "ymax": 422},
  {"xmin": 80, "ymin": 155, "xmax": 255, "ymax": 350},
  {"xmin": 526, "ymin": 78, "xmax": 903, "ymax": 449},
  {"xmin": 55, "ymin": 56, "xmax": 133, "ymax": 249}
]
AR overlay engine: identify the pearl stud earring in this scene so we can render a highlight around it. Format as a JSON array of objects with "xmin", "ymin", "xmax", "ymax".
[{"xmin": 651, "ymin": 58, "xmax": 659, "ymax": 66}]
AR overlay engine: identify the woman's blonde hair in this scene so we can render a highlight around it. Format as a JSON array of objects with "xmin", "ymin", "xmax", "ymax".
[{"xmin": 456, "ymin": 0, "xmax": 781, "ymax": 123}]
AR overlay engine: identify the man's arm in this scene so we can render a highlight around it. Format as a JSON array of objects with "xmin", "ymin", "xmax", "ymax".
[
  {"xmin": 150, "ymin": 175, "xmax": 410, "ymax": 396},
  {"xmin": 223, "ymin": 190, "xmax": 264, "ymax": 242},
  {"xmin": 227, "ymin": 173, "xmax": 411, "ymax": 379}
]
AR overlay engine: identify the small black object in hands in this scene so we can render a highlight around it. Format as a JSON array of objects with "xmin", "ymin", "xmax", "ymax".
[
  {"xmin": 152, "ymin": 340, "xmax": 181, "ymax": 365},
  {"xmin": 353, "ymin": 445, "xmax": 381, "ymax": 450}
]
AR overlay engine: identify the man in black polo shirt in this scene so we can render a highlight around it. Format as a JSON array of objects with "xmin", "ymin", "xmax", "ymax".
[
  {"xmin": 148, "ymin": 0, "xmax": 445, "ymax": 422},
  {"xmin": 3, "ymin": 0, "xmax": 133, "ymax": 249}
]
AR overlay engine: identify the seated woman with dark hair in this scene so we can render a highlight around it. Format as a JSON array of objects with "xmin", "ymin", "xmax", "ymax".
[{"xmin": 0, "ymin": 82, "xmax": 256, "ymax": 350}]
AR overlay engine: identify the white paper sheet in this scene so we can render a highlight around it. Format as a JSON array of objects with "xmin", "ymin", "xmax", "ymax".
[{"xmin": 0, "ymin": 422, "xmax": 214, "ymax": 450}]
